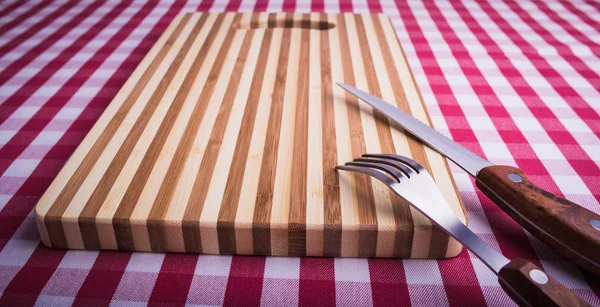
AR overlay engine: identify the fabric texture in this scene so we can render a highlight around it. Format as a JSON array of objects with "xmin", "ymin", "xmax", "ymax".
[{"xmin": 0, "ymin": 0, "xmax": 599, "ymax": 306}]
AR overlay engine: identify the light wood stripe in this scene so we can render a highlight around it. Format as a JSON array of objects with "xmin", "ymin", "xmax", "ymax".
[
  {"xmin": 341, "ymin": 14, "xmax": 380, "ymax": 258},
  {"xmin": 78, "ymin": 14, "xmax": 211, "ymax": 251},
  {"xmin": 178, "ymin": 19, "xmax": 250, "ymax": 253},
  {"xmin": 320, "ymin": 13, "xmax": 342, "ymax": 258},
  {"xmin": 34, "ymin": 13, "xmax": 185, "ymax": 248},
  {"xmin": 288, "ymin": 14, "xmax": 311, "ymax": 257},
  {"xmin": 328, "ymin": 13, "xmax": 361, "ymax": 257},
  {"xmin": 115, "ymin": 13, "xmax": 235, "ymax": 251},
  {"xmin": 235, "ymin": 14, "xmax": 284, "ymax": 255},
  {"xmin": 378, "ymin": 15, "xmax": 464, "ymax": 257},
  {"xmin": 354, "ymin": 14, "xmax": 401, "ymax": 258},
  {"xmin": 217, "ymin": 22, "xmax": 274, "ymax": 255},
  {"xmin": 198, "ymin": 30, "xmax": 264, "ymax": 255},
  {"xmin": 270, "ymin": 18, "xmax": 302, "ymax": 256},
  {"xmin": 138, "ymin": 18, "xmax": 249, "ymax": 253},
  {"xmin": 358, "ymin": 14, "xmax": 415, "ymax": 257},
  {"xmin": 252, "ymin": 14, "xmax": 292, "ymax": 256},
  {"xmin": 34, "ymin": 13, "xmax": 467, "ymax": 258},
  {"xmin": 306, "ymin": 12, "xmax": 324, "ymax": 257},
  {"xmin": 98, "ymin": 13, "xmax": 220, "ymax": 252},
  {"xmin": 146, "ymin": 16, "xmax": 253, "ymax": 253},
  {"xmin": 365, "ymin": 14, "xmax": 415, "ymax": 258},
  {"xmin": 42, "ymin": 14, "xmax": 193, "ymax": 249}
]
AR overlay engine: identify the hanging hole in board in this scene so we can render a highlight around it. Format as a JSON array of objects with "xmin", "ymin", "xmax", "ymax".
[{"xmin": 235, "ymin": 17, "xmax": 335, "ymax": 30}]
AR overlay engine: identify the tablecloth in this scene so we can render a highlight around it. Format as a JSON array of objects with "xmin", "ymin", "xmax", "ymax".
[{"xmin": 0, "ymin": 0, "xmax": 599, "ymax": 306}]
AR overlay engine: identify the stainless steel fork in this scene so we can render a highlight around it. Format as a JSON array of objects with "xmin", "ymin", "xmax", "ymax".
[{"xmin": 336, "ymin": 153, "xmax": 589, "ymax": 307}]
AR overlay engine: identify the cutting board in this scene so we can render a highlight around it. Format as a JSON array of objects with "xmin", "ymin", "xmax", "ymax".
[{"xmin": 35, "ymin": 12, "xmax": 467, "ymax": 258}]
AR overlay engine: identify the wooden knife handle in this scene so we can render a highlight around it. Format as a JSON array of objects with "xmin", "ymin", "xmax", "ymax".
[
  {"xmin": 476, "ymin": 165, "xmax": 600, "ymax": 275},
  {"xmin": 499, "ymin": 258, "xmax": 590, "ymax": 307}
]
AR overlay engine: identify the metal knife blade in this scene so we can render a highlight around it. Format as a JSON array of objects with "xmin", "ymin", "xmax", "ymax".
[
  {"xmin": 337, "ymin": 82, "xmax": 600, "ymax": 276},
  {"xmin": 337, "ymin": 83, "xmax": 492, "ymax": 177}
]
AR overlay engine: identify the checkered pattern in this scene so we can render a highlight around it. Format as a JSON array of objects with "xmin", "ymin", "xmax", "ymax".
[{"xmin": 0, "ymin": 0, "xmax": 598, "ymax": 305}]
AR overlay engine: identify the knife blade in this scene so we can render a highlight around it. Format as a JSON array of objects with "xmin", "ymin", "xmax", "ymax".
[{"xmin": 338, "ymin": 83, "xmax": 600, "ymax": 275}]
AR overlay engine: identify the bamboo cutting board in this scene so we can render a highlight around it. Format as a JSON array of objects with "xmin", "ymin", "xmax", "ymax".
[{"xmin": 35, "ymin": 12, "xmax": 467, "ymax": 258}]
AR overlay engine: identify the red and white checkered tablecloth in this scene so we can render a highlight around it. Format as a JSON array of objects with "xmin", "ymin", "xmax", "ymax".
[{"xmin": 0, "ymin": 0, "xmax": 599, "ymax": 306}]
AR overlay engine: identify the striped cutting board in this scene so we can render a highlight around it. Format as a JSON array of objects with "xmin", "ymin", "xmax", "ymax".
[{"xmin": 34, "ymin": 12, "xmax": 467, "ymax": 258}]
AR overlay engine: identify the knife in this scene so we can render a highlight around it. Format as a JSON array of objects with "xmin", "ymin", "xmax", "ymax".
[{"xmin": 338, "ymin": 83, "xmax": 600, "ymax": 275}]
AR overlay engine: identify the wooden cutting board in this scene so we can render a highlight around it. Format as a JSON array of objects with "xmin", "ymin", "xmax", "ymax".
[{"xmin": 34, "ymin": 12, "xmax": 467, "ymax": 258}]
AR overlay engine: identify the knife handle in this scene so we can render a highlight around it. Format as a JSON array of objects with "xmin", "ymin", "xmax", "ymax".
[
  {"xmin": 476, "ymin": 165, "xmax": 600, "ymax": 275},
  {"xmin": 499, "ymin": 258, "xmax": 590, "ymax": 307}
]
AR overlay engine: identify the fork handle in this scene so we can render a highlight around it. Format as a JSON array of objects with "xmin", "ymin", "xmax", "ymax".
[
  {"xmin": 499, "ymin": 258, "xmax": 590, "ymax": 307},
  {"xmin": 476, "ymin": 165, "xmax": 600, "ymax": 275}
]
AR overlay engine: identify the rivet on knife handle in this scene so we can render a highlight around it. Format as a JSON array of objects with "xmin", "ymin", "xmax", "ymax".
[
  {"xmin": 338, "ymin": 83, "xmax": 600, "ymax": 275},
  {"xmin": 476, "ymin": 165, "xmax": 600, "ymax": 275},
  {"xmin": 337, "ymin": 154, "xmax": 590, "ymax": 307},
  {"xmin": 499, "ymin": 258, "xmax": 590, "ymax": 307}
]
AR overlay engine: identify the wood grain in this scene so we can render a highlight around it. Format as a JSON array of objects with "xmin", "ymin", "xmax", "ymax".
[
  {"xmin": 252, "ymin": 17, "xmax": 291, "ymax": 256},
  {"xmin": 498, "ymin": 258, "xmax": 590, "ymax": 306},
  {"xmin": 320, "ymin": 13, "xmax": 342, "ymax": 257},
  {"xmin": 477, "ymin": 165, "xmax": 600, "ymax": 274},
  {"xmin": 34, "ymin": 12, "xmax": 467, "ymax": 258}
]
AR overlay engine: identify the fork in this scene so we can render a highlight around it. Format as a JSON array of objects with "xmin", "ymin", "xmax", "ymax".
[{"xmin": 336, "ymin": 154, "xmax": 589, "ymax": 307}]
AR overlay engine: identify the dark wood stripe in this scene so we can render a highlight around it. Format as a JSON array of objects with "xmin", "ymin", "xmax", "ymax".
[
  {"xmin": 375, "ymin": 16, "xmax": 449, "ymax": 257},
  {"xmin": 323, "ymin": 224, "xmax": 342, "ymax": 257},
  {"xmin": 267, "ymin": 13, "xmax": 277, "ymax": 28},
  {"xmin": 285, "ymin": 14, "xmax": 294, "ymax": 27},
  {"xmin": 370, "ymin": 16, "xmax": 417, "ymax": 257},
  {"xmin": 39, "ymin": 12, "xmax": 463, "ymax": 257},
  {"xmin": 44, "ymin": 14, "xmax": 193, "ymax": 249},
  {"xmin": 250, "ymin": 12, "xmax": 260, "ymax": 28},
  {"xmin": 111, "ymin": 14, "xmax": 232, "ymax": 251},
  {"xmin": 252, "ymin": 17, "xmax": 293, "ymax": 256},
  {"xmin": 288, "ymin": 15, "xmax": 311, "ymax": 257},
  {"xmin": 78, "ymin": 14, "xmax": 209, "ymax": 250},
  {"xmin": 397, "ymin": 16, "xmax": 454, "ymax": 257},
  {"xmin": 337, "ymin": 14, "xmax": 379, "ymax": 258},
  {"xmin": 428, "ymin": 166, "xmax": 458, "ymax": 257},
  {"xmin": 216, "ymin": 28, "xmax": 274, "ymax": 255},
  {"xmin": 428, "ymin": 226, "xmax": 451, "ymax": 258},
  {"xmin": 146, "ymin": 18, "xmax": 253, "ymax": 253},
  {"xmin": 355, "ymin": 14, "xmax": 400, "ymax": 257},
  {"xmin": 357, "ymin": 15, "xmax": 417, "ymax": 257},
  {"xmin": 354, "ymin": 16, "xmax": 396, "ymax": 153},
  {"xmin": 181, "ymin": 28, "xmax": 255, "ymax": 253},
  {"xmin": 320, "ymin": 13, "xmax": 341, "ymax": 257}
]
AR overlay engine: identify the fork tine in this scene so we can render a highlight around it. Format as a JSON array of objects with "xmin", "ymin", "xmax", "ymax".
[
  {"xmin": 362, "ymin": 153, "xmax": 423, "ymax": 173},
  {"xmin": 346, "ymin": 161, "xmax": 403, "ymax": 182},
  {"xmin": 354, "ymin": 157, "xmax": 413, "ymax": 178},
  {"xmin": 335, "ymin": 165, "xmax": 396, "ymax": 186}
]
